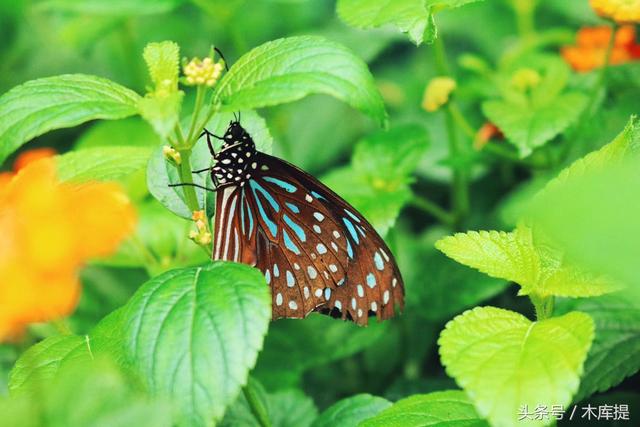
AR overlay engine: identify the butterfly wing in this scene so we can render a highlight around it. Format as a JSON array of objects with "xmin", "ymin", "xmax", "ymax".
[{"xmin": 213, "ymin": 152, "xmax": 404, "ymax": 325}]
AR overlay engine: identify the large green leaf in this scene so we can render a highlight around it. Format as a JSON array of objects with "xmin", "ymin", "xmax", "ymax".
[
  {"xmin": 0, "ymin": 74, "xmax": 140, "ymax": 165},
  {"xmin": 336, "ymin": 0, "xmax": 483, "ymax": 45},
  {"xmin": 8, "ymin": 335, "xmax": 86, "ymax": 397},
  {"xmin": 525, "ymin": 117, "xmax": 640, "ymax": 288},
  {"xmin": 55, "ymin": 146, "xmax": 151, "ymax": 182},
  {"xmin": 322, "ymin": 125, "xmax": 428, "ymax": 236},
  {"xmin": 121, "ymin": 262, "xmax": 271, "ymax": 426},
  {"xmin": 439, "ymin": 307, "xmax": 594, "ymax": 427},
  {"xmin": 556, "ymin": 294, "xmax": 640, "ymax": 402},
  {"xmin": 214, "ymin": 36, "xmax": 387, "ymax": 126},
  {"xmin": 312, "ymin": 394, "xmax": 391, "ymax": 427},
  {"xmin": 435, "ymin": 224, "xmax": 621, "ymax": 298},
  {"xmin": 360, "ymin": 390, "xmax": 487, "ymax": 427}
]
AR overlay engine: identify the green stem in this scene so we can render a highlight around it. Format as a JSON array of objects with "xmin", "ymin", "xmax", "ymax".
[
  {"xmin": 433, "ymin": 35, "xmax": 469, "ymax": 229},
  {"xmin": 187, "ymin": 85, "xmax": 206, "ymax": 144},
  {"xmin": 448, "ymin": 102, "xmax": 475, "ymax": 139},
  {"xmin": 410, "ymin": 196, "xmax": 455, "ymax": 226},
  {"xmin": 177, "ymin": 150, "xmax": 200, "ymax": 212},
  {"xmin": 243, "ymin": 384, "xmax": 271, "ymax": 427},
  {"xmin": 530, "ymin": 294, "xmax": 554, "ymax": 320},
  {"xmin": 514, "ymin": 0, "xmax": 536, "ymax": 41}
]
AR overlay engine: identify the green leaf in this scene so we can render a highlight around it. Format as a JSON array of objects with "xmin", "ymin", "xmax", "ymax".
[
  {"xmin": 55, "ymin": 146, "xmax": 151, "ymax": 182},
  {"xmin": 322, "ymin": 125, "xmax": 428, "ymax": 236},
  {"xmin": 360, "ymin": 390, "xmax": 487, "ymax": 427},
  {"xmin": 336, "ymin": 0, "xmax": 483, "ymax": 45},
  {"xmin": 312, "ymin": 394, "xmax": 391, "ymax": 427},
  {"xmin": 396, "ymin": 228, "xmax": 508, "ymax": 322},
  {"xmin": 139, "ymin": 41, "xmax": 183, "ymax": 138},
  {"xmin": 435, "ymin": 224, "xmax": 621, "ymax": 298},
  {"xmin": 254, "ymin": 315, "xmax": 388, "ymax": 389},
  {"xmin": 268, "ymin": 390, "xmax": 319, "ymax": 427},
  {"xmin": 147, "ymin": 110, "xmax": 272, "ymax": 219},
  {"xmin": 439, "ymin": 307, "xmax": 594, "ymax": 427},
  {"xmin": 75, "ymin": 117, "xmax": 161, "ymax": 149},
  {"xmin": 121, "ymin": 262, "xmax": 271, "ymax": 426},
  {"xmin": 214, "ymin": 36, "xmax": 387, "ymax": 126},
  {"xmin": 483, "ymin": 92, "xmax": 587, "ymax": 157},
  {"xmin": 8, "ymin": 335, "xmax": 86, "ymax": 397},
  {"xmin": 143, "ymin": 41, "xmax": 180, "ymax": 92},
  {"xmin": 0, "ymin": 74, "xmax": 140, "ymax": 165},
  {"xmin": 556, "ymin": 294, "xmax": 640, "ymax": 401}
]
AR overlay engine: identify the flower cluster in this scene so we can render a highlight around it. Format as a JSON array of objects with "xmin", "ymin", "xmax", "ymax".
[
  {"xmin": 0, "ymin": 158, "xmax": 136, "ymax": 341},
  {"xmin": 591, "ymin": 0, "xmax": 640, "ymax": 23},
  {"xmin": 561, "ymin": 25, "xmax": 640, "ymax": 72},
  {"xmin": 189, "ymin": 210, "xmax": 212, "ymax": 246},
  {"xmin": 183, "ymin": 57, "xmax": 225, "ymax": 87}
]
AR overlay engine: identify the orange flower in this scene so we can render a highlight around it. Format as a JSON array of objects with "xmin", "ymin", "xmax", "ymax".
[
  {"xmin": 12, "ymin": 147, "xmax": 57, "ymax": 172},
  {"xmin": 0, "ymin": 159, "xmax": 136, "ymax": 341},
  {"xmin": 561, "ymin": 25, "xmax": 640, "ymax": 72},
  {"xmin": 591, "ymin": 0, "xmax": 640, "ymax": 23},
  {"xmin": 474, "ymin": 122, "xmax": 504, "ymax": 150}
]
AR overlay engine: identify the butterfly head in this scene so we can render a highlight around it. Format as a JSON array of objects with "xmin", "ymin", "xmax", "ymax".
[{"xmin": 212, "ymin": 121, "xmax": 258, "ymax": 186}]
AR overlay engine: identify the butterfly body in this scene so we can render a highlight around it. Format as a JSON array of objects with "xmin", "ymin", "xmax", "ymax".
[{"xmin": 210, "ymin": 121, "xmax": 404, "ymax": 325}]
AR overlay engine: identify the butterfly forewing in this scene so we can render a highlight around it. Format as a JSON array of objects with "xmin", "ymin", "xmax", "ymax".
[{"xmin": 211, "ymin": 124, "xmax": 404, "ymax": 326}]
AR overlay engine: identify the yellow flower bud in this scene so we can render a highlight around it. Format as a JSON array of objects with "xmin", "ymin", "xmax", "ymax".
[
  {"xmin": 510, "ymin": 68, "xmax": 541, "ymax": 92},
  {"xmin": 162, "ymin": 145, "xmax": 182, "ymax": 165},
  {"xmin": 422, "ymin": 77, "xmax": 457, "ymax": 112},
  {"xmin": 199, "ymin": 232, "xmax": 212, "ymax": 245}
]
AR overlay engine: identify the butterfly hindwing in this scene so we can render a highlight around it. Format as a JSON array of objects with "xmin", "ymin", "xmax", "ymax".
[{"xmin": 213, "ymin": 150, "xmax": 404, "ymax": 325}]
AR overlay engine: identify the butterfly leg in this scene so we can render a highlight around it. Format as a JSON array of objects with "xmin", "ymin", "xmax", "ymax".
[
  {"xmin": 169, "ymin": 182, "xmax": 216, "ymax": 192},
  {"xmin": 200, "ymin": 128, "xmax": 223, "ymax": 157},
  {"xmin": 192, "ymin": 167, "xmax": 212, "ymax": 173}
]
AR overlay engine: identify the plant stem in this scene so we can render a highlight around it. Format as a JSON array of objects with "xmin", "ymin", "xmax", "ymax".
[
  {"xmin": 410, "ymin": 196, "xmax": 455, "ymax": 226},
  {"xmin": 448, "ymin": 101, "xmax": 475, "ymax": 139},
  {"xmin": 513, "ymin": 0, "xmax": 536, "ymax": 41},
  {"xmin": 530, "ymin": 294, "xmax": 554, "ymax": 320},
  {"xmin": 243, "ymin": 383, "xmax": 271, "ymax": 427},
  {"xmin": 187, "ymin": 85, "xmax": 206, "ymax": 144},
  {"xmin": 433, "ymin": 35, "xmax": 469, "ymax": 229},
  {"xmin": 177, "ymin": 149, "xmax": 200, "ymax": 212}
]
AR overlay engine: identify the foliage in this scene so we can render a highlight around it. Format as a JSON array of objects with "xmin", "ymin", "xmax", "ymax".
[{"xmin": 1, "ymin": 1, "xmax": 639, "ymax": 426}]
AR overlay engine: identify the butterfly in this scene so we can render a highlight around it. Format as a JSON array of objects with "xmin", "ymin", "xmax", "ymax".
[{"xmin": 173, "ymin": 117, "xmax": 404, "ymax": 326}]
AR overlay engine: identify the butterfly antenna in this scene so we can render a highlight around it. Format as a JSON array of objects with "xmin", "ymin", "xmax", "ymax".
[{"xmin": 214, "ymin": 47, "xmax": 230, "ymax": 72}]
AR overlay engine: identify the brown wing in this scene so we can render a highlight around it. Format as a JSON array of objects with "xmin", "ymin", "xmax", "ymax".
[{"xmin": 212, "ymin": 153, "xmax": 404, "ymax": 326}]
